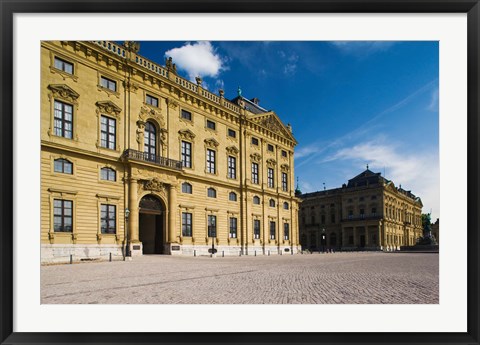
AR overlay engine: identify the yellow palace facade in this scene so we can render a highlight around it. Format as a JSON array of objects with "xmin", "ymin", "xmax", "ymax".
[{"xmin": 41, "ymin": 41, "xmax": 301, "ymax": 263}]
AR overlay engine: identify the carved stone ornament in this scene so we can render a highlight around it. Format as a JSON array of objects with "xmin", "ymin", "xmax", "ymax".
[
  {"xmin": 96, "ymin": 101, "xmax": 122, "ymax": 116},
  {"xmin": 166, "ymin": 98, "xmax": 178, "ymax": 109},
  {"xmin": 253, "ymin": 114, "xmax": 292, "ymax": 139},
  {"xmin": 204, "ymin": 138, "xmax": 219, "ymax": 148},
  {"xmin": 281, "ymin": 164, "xmax": 290, "ymax": 172},
  {"xmin": 48, "ymin": 84, "xmax": 79, "ymax": 103},
  {"xmin": 142, "ymin": 177, "xmax": 167, "ymax": 193},
  {"xmin": 139, "ymin": 106, "xmax": 165, "ymax": 128},
  {"xmin": 178, "ymin": 129, "xmax": 196, "ymax": 141},
  {"xmin": 266, "ymin": 158, "xmax": 277, "ymax": 167},
  {"xmin": 123, "ymin": 79, "xmax": 138, "ymax": 93},
  {"xmin": 250, "ymin": 153, "xmax": 262, "ymax": 163},
  {"xmin": 226, "ymin": 146, "xmax": 239, "ymax": 156}
]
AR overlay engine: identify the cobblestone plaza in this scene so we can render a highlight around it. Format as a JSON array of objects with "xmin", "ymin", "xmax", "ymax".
[{"xmin": 41, "ymin": 252, "xmax": 438, "ymax": 304}]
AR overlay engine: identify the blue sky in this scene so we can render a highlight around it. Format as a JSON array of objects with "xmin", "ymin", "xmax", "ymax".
[{"xmin": 135, "ymin": 41, "xmax": 439, "ymax": 220}]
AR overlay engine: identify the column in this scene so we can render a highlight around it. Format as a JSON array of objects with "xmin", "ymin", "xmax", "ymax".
[
  {"xmin": 353, "ymin": 227, "xmax": 358, "ymax": 247},
  {"xmin": 364, "ymin": 227, "xmax": 369, "ymax": 247},
  {"xmin": 168, "ymin": 184, "xmax": 177, "ymax": 244},
  {"xmin": 129, "ymin": 178, "xmax": 139, "ymax": 243},
  {"xmin": 378, "ymin": 222, "xmax": 382, "ymax": 250}
]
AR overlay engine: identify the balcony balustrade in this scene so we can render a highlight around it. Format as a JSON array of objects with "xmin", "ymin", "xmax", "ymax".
[{"xmin": 123, "ymin": 149, "xmax": 182, "ymax": 170}]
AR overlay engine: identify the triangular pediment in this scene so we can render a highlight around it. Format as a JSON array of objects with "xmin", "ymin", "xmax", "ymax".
[
  {"xmin": 204, "ymin": 138, "xmax": 219, "ymax": 148},
  {"xmin": 96, "ymin": 100, "xmax": 122, "ymax": 115},
  {"xmin": 249, "ymin": 112, "xmax": 296, "ymax": 142},
  {"xmin": 48, "ymin": 84, "xmax": 79, "ymax": 102},
  {"xmin": 178, "ymin": 129, "xmax": 196, "ymax": 141}
]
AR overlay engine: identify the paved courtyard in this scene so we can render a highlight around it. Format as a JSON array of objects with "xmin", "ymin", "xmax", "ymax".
[{"xmin": 41, "ymin": 252, "xmax": 439, "ymax": 304}]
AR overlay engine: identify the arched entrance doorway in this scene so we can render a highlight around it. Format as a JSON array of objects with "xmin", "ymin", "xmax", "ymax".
[{"xmin": 139, "ymin": 194, "xmax": 165, "ymax": 254}]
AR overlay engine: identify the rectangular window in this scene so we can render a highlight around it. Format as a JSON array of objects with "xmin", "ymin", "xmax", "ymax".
[
  {"xmin": 228, "ymin": 156, "xmax": 236, "ymax": 179},
  {"xmin": 182, "ymin": 212, "xmax": 192, "ymax": 237},
  {"xmin": 270, "ymin": 221, "xmax": 276, "ymax": 240},
  {"xmin": 54, "ymin": 57, "xmax": 73, "ymax": 74},
  {"xmin": 360, "ymin": 209, "xmax": 365, "ymax": 218},
  {"xmin": 331, "ymin": 214, "xmax": 336, "ymax": 224},
  {"xmin": 282, "ymin": 172, "xmax": 288, "ymax": 191},
  {"xmin": 100, "ymin": 76, "xmax": 117, "ymax": 92},
  {"xmin": 54, "ymin": 100, "xmax": 73, "ymax": 139},
  {"xmin": 146, "ymin": 94, "xmax": 159, "ymax": 107},
  {"xmin": 100, "ymin": 168, "xmax": 116, "ymax": 181},
  {"xmin": 253, "ymin": 220, "xmax": 260, "ymax": 239},
  {"xmin": 321, "ymin": 215, "xmax": 325, "ymax": 224},
  {"xmin": 284, "ymin": 223, "xmax": 290, "ymax": 240},
  {"xmin": 54, "ymin": 159, "xmax": 72, "ymax": 174},
  {"xmin": 251, "ymin": 137, "xmax": 259, "ymax": 145},
  {"xmin": 53, "ymin": 199, "xmax": 73, "ymax": 232},
  {"xmin": 181, "ymin": 141, "xmax": 192, "ymax": 168},
  {"xmin": 206, "ymin": 149, "xmax": 216, "ymax": 174},
  {"xmin": 348, "ymin": 210, "xmax": 353, "ymax": 219},
  {"xmin": 208, "ymin": 215, "xmax": 216, "ymax": 237},
  {"xmin": 251, "ymin": 163, "xmax": 259, "ymax": 184},
  {"xmin": 267, "ymin": 144, "xmax": 274, "ymax": 152},
  {"xmin": 100, "ymin": 204, "xmax": 116, "ymax": 234},
  {"xmin": 229, "ymin": 217, "xmax": 237, "ymax": 238},
  {"xmin": 228, "ymin": 129, "xmax": 236, "ymax": 138},
  {"xmin": 206, "ymin": 120, "xmax": 216, "ymax": 130},
  {"xmin": 100, "ymin": 116, "xmax": 116, "ymax": 150},
  {"xmin": 372, "ymin": 207, "xmax": 377, "ymax": 216},
  {"xmin": 181, "ymin": 109, "xmax": 192, "ymax": 121},
  {"xmin": 267, "ymin": 168, "xmax": 274, "ymax": 188},
  {"xmin": 281, "ymin": 150, "xmax": 287, "ymax": 158}
]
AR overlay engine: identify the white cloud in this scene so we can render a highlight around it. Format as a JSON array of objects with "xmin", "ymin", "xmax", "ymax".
[
  {"xmin": 331, "ymin": 41, "xmax": 395, "ymax": 56},
  {"xmin": 165, "ymin": 41, "xmax": 225, "ymax": 81},
  {"xmin": 428, "ymin": 87, "xmax": 439, "ymax": 112},
  {"xmin": 326, "ymin": 139, "xmax": 440, "ymax": 220},
  {"xmin": 278, "ymin": 50, "xmax": 299, "ymax": 76}
]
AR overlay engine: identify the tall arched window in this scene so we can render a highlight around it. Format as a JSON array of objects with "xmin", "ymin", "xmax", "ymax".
[{"xmin": 144, "ymin": 121, "xmax": 156, "ymax": 160}]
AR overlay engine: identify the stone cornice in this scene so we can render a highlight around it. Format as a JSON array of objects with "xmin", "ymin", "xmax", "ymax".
[{"xmin": 52, "ymin": 41, "xmax": 297, "ymax": 148}]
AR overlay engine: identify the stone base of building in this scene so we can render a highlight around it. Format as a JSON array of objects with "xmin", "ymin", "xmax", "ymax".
[
  {"xmin": 41, "ymin": 244, "xmax": 125, "ymax": 264},
  {"xmin": 340, "ymin": 246, "xmax": 384, "ymax": 252},
  {"xmin": 168, "ymin": 244, "xmax": 301, "ymax": 256}
]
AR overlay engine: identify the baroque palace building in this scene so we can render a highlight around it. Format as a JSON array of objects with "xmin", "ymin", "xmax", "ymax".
[
  {"xmin": 41, "ymin": 41, "xmax": 300, "ymax": 263},
  {"xmin": 298, "ymin": 168, "xmax": 423, "ymax": 251}
]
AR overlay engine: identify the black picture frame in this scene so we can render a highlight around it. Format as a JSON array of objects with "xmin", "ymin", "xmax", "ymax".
[{"xmin": 1, "ymin": 1, "xmax": 479, "ymax": 344}]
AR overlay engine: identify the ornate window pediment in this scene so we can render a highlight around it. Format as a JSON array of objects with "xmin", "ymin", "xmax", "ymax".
[
  {"xmin": 179, "ymin": 129, "xmax": 196, "ymax": 141},
  {"xmin": 48, "ymin": 84, "xmax": 79, "ymax": 103},
  {"xmin": 96, "ymin": 101, "xmax": 122, "ymax": 117},
  {"xmin": 250, "ymin": 153, "xmax": 262, "ymax": 163},
  {"xmin": 142, "ymin": 177, "xmax": 167, "ymax": 193},
  {"xmin": 204, "ymin": 138, "xmax": 219, "ymax": 148},
  {"xmin": 281, "ymin": 164, "xmax": 290, "ymax": 172},
  {"xmin": 138, "ymin": 105, "xmax": 165, "ymax": 128},
  {"xmin": 266, "ymin": 158, "xmax": 277, "ymax": 167},
  {"xmin": 226, "ymin": 146, "xmax": 239, "ymax": 156}
]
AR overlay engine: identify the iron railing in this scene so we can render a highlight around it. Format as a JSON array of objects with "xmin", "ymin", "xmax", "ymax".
[{"xmin": 123, "ymin": 149, "xmax": 182, "ymax": 170}]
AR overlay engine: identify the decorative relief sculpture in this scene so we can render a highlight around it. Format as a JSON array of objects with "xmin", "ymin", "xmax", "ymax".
[
  {"xmin": 138, "ymin": 105, "xmax": 165, "ymax": 128},
  {"xmin": 281, "ymin": 164, "xmax": 290, "ymax": 172},
  {"xmin": 250, "ymin": 153, "xmax": 262, "ymax": 163},
  {"xmin": 226, "ymin": 146, "xmax": 239, "ymax": 155},
  {"xmin": 48, "ymin": 84, "xmax": 80, "ymax": 103},
  {"xmin": 142, "ymin": 177, "xmax": 166, "ymax": 193},
  {"xmin": 204, "ymin": 138, "xmax": 219, "ymax": 148},
  {"xmin": 166, "ymin": 98, "xmax": 178, "ymax": 109},
  {"xmin": 178, "ymin": 129, "xmax": 195, "ymax": 141},
  {"xmin": 266, "ymin": 158, "xmax": 277, "ymax": 167},
  {"xmin": 95, "ymin": 101, "xmax": 122, "ymax": 117}
]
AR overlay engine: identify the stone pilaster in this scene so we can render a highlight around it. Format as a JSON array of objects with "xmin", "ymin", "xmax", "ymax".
[
  {"xmin": 129, "ymin": 178, "xmax": 139, "ymax": 242},
  {"xmin": 168, "ymin": 184, "xmax": 177, "ymax": 243}
]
